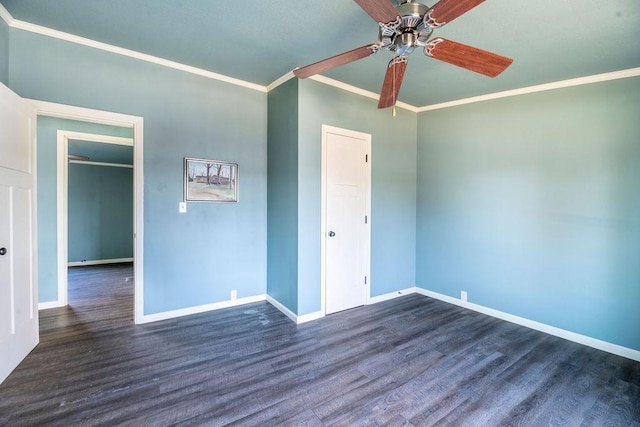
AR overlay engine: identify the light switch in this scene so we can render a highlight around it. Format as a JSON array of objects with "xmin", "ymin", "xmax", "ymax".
[{"xmin": 179, "ymin": 202, "xmax": 187, "ymax": 213}]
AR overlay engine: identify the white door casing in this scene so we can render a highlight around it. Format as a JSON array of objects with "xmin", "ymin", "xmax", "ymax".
[
  {"xmin": 55, "ymin": 131, "xmax": 134, "ymax": 309},
  {"xmin": 29, "ymin": 99, "xmax": 145, "ymax": 324},
  {"xmin": 0, "ymin": 83, "xmax": 38, "ymax": 384},
  {"xmin": 322, "ymin": 125, "xmax": 371, "ymax": 315}
]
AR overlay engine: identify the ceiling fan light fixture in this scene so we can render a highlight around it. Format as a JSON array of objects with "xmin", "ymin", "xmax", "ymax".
[{"xmin": 396, "ymin": 32, "xmax": 417, "ymax": 55}]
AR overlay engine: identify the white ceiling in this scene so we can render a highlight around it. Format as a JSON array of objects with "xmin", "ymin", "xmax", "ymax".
[{"xmin": 2, "ymin": 0, "xmax": 639, "ymax": 107}]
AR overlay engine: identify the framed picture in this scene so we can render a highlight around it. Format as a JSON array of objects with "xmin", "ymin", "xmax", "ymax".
[{"xmin": 184, "ymin": 157, "xmax": 239, "ymax": 202}]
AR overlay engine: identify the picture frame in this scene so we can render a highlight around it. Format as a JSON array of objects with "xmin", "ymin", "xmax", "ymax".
[{"xmin": 184, "ymin": 157, "xmax": 239, "ymax": 202}]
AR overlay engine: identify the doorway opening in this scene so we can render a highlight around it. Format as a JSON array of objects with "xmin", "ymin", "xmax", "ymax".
[
  {"xmin": 32, "ymin": 100, "xmax": 144, "ymax": 324},
  {"xmin": 62, "ymin": 132, "xmax": 134, "ymax": 316}
]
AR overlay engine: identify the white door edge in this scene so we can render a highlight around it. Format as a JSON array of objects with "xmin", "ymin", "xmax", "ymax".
[
  {"xmin": 29, "ymin": 99, "xmax": 145, "ymax": 324},
  {"xmin": 321, "ymin": 124, "xmax": 371, "ymax": 316}
]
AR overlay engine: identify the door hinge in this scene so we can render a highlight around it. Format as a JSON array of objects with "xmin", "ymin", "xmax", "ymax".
[
  {"xmin": 364, "ymin": 276, "xmax": 367, "ymax": 285},
  {"xmin": 365, "ymin": 215, "xmax": 368, "ymax": 224},
  {"xmin": 365, "ymin": 154, "xmax": 368, "ymax": 163}
]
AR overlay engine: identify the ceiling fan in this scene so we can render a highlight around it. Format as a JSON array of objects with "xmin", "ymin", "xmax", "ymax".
[{"xmin": 293, "ymin": 0, "xmax": 513, "ymax": 109}]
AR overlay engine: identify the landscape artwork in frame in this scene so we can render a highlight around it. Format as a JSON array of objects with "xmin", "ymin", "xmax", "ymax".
[{"xmin": 184, "ymin": 157, "xmax": 239, "ymax": 202}]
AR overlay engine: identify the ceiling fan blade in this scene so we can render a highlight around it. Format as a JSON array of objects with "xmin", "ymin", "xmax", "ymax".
[
  {"xmin": 425, "ymin": 38, "xmax": 513, "ymax": 77},
  {"xmin": 293, "ymin": 44, "xmax": 380, "ymax": 79},
  {"xmin": 353, "ymin": 0, "xmax": 400, "ymax": 24},
  {"xmin": 378, "ymin": 56, "xmax": 408, "ymax": 109},
  {"xmin": 426, "ymin": 0, "xmax": 485, "ymax": 27}
]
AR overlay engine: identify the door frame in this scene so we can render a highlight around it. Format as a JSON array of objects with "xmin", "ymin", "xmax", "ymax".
[
  {"xmin": 55, "ymin": 131, "xmax": 134, "ymax": 307},
  {"xmin": 320, "ymin": 124, "xmax": 371, "ymax": 316},
  {"xmin": 29, "ymin": 99, "xmax": 145, "ymax": 324}
]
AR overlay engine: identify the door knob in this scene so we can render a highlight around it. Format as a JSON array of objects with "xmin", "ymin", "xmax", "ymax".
[
  {"xmin": 328, "ymin": 231, "xmax": 336, "ymax": 237},
  {"xmin": 0, "ymin": 247, "xmax": 6, "ymax": 256}
]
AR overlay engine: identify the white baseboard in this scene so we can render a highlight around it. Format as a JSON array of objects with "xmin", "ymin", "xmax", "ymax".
[
  {"xmin": 266, "ymin": 295, "xmax": 325, "ymax": 324},
  {"xmin": 368, "ymin": 287, "xmax": 417, "ymax": 305},
  {"xmin": 38, "ymin": 300, "xmax": 66, "ymax": 310},
  {"xmin": 138, "ymin": 294, "xmax": 267, "ymax": 324},
  {"xmin": 296, "ymin": 310, "xmax": 324, "ymax": 324},
  {"xmin": 415, "ymin": 287, "xmax": 640, "ymax": 362},
  {"xmin": 68, "ymin": 257, "xmax": 133, "ymax": 267},
  {"xmin": 266, "ymin": 295, "xmax": 297, "ymax": 323}
]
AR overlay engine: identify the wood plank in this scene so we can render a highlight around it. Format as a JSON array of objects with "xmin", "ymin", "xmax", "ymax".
[{"xmin": 0, "ymin": 263, "xmax": 638, "ymax": 425}]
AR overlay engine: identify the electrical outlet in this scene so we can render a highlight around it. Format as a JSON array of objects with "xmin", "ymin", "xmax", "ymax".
[
  {"xmin": 179, "ymin": 202, "xmax": 187, "ymax": 213},
  {"xmin": 230, "ymin": 290, "xmax": 237, "ymax": 300},
  {"xmin": 461, "ymin": 291, "xmax": 468, "ymax": 302}
]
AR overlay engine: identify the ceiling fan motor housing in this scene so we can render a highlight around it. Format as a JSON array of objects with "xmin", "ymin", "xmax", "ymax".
[{"xmin": 380, "ymin": 0, "xmax": 433, "ymax": 55}]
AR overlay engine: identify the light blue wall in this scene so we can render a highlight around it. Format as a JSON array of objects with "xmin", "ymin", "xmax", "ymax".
[
  {"xmin": 8, "ymin": 21, "xmax": 636, "ymax": 352},
  {"xmin": 298, "ymin": 79, "xmax": 417, "ymax": 315},
  {"xmin": 267, "ymin": 78, "xmax": 299, "ymax": 313},
  {"xmin": 0, "ymin": 17, "xmax": 8, "ymax": 85},
  {"xmin": 36, "ymin": 116, "xmax": 133, "ymax": 303},
  {"xmin": 11, "ymin": 29, "xmax": 267, "ymax": 314},
  {"xmin": 417, "ymin": 77, "xmax": 640, "ymax": 351},
  {"xmin": 68, "ymin": 163, "xmax": 133, "ymax": 262}
]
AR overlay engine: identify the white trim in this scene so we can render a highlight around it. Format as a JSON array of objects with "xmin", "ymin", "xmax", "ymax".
[
  {"xmin": 8, "ymin": 13, "xmax": 639, "ymax": 113},
  {"xmin": 310, "ymin": 75, "xmax": 418, "ymax": 112},
  {"xmin": 66, "ymin": 134, "xmax": 133, "ymax": 147},
  {"xmin": 38, "ymin": 300, "xmax": 64, "ymax": 310},
  {"xmin": 367, "ymin": 287, "xmax": 417, "ymax": 305},
  {"xmin": 62, "ymin": 131, "xmax": 133, "ymax": 146},
  {"xmin": 10, "ymin": 20, "xmax": 267, "ymax": 94},
  {"xmin": 31, "ymin": 100, "xmax": 145, "ymax": 325},
  {"xmin": 56, "ymin": 130, "xmax": 69, "ymax": 307},
  {"xmin": 418, "ymin": 67, "xmax": 640, "ymax": 112},
  {"xmin": 68, "ymin": 258, "xmax": 133, "ymax": 267},
  {"xmin": 57, "ymin": 130, "xmax": 135, "ymax": 307},
  {"xmin": 321, "ymin": 125, "xmax": 372, "ymax": 316},
  {"xmin": 69, "ymin": 160, "xmax": 132, "ymax": 168},
  {"xmin": 266, "ymin": 71, "xmax": 295, "ymax": 92},
  {"xmin": 0, "ymin": 3, "xmax": 13, "ymax": 25},
  {"xmin": 266, "ymin": 295, "xmax": 326, "ymax": 324},
  {"xmin": 296, "ymin": 311, "xmax": 324, "ymax": 324},
  {"xmin": 139, "ymin": 294, "xmax": 267, "ymax": 324},
  {"xmin": 265, "ymin": 295, "xmax": 297, "ymax": 323},
  {"xmin": 29, "ymin": 100, "xmax": 139, "ymax": 127},
  {"xmin": 415, "ymin": 287, "xmax": 640, "ymax": 362}
]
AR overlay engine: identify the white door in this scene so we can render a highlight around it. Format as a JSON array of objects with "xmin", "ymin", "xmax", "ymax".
[
  {"xmin": 0, "ymin": 83, "xmax": 38, "ymax": 384},
  {"xmin": 323, "ymin": 125, "xmax": 371, "ymax": 315}
]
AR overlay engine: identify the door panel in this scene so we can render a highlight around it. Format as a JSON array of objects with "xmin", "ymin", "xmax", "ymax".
[
  {"xmin": 0, "ymin": 83, "xmax": 38, "ymax": 384},
  {"xmin": 325, "ymin": 129, "xmax": 371, "ymax": 314}
]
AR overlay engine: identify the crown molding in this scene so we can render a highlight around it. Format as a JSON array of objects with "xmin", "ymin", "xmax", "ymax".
[
  {"xmin": 267, "ymin": 71, "xmax": 295, "ymax": 92},
  {"xmin": 310, "ymin": 74, "xmax": 418, "ymax": 112},
  {"xmin": 0, "ymin": 3, "xmax": 13, "ymax": 25},
  {"xmin": 266, "ymin": 72, "xmax": 418, "ymax": 113},
  {"xmin": 418, "ymin": 67, "xmax": 640, "ymax": 112},
  {"xmin": 7, "ymin": 12, "xmax": 638, "ymax": 112},
  {"xmin": 9, "ymin": 19, "xmax": 267, "ymax": 93}
]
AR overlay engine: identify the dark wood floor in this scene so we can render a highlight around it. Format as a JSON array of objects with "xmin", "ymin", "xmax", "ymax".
[{"xmin": 1, "ymin": 264, "xmax": 638, "ymax": 426}]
